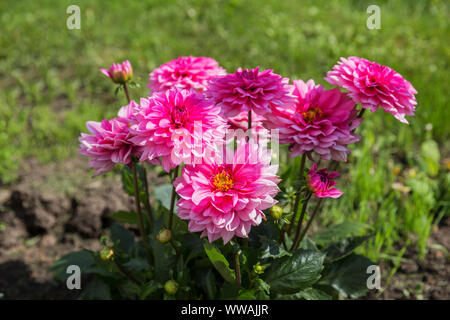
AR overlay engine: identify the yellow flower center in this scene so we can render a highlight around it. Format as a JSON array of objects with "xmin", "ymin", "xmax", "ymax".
[
  {"xmin": 213, "ymin": 171, "xmax": 233, "ymax": 192},
  {"xmin": 302, "ymin": 108, "xmax": 323, "ymax": 123}
]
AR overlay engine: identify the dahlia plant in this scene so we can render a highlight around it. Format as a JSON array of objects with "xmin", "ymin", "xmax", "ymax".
[{"xmin": 52, "ymin": 55, "xmax": 417, "ymax": 300}]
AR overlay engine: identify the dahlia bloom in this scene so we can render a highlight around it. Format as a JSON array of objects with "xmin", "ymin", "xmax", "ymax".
[
  {"xmin": 78, "ymin": 117, "xmax": 136, "ymax": 176},
  {"xmin": 325, "ymin": 56, "xmax": 417, "ymax": 124},
  {"xmin": 227, "ymin": 110, "xmax": 266, "ymax": 132},
  {"xmin": 307, "ymin": 163, "xmax": 343, "ymax": 198},
  {"xmin": 265, "ymin": 79, "xmax": 361, "ymax": 161},
  {"xmin": 206, "ymin": 67, "xmax": 295, "ymax": 117},
  {"xmin": 148, "ymin": 56, "xmax": 226, "ymax": 93},
  {"xmin": 129, "ymin": 88, "xmax": 228, "ymax": 172},
  {"xmin": 100, "ymin": 60, "xmax": 133, "ymax": 84},
  {"xmin": 174, "ymin": 144, "xmax": 280, "ymax": 244}
]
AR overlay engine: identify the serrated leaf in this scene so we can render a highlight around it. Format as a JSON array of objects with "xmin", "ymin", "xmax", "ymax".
[
  {"xmin": 312, "ymin": 222, "xmax": 370, "ymax": 246},
  {"xmin": 263, "ymin": 249, "xmax": 324, "ymax": 294},
  {"xmin": 110, "ymin": 210, "xmax": 139, "ymax": 225},
  {"xmin": 319, "ymin": 253, "xmax": 376, "ymax": 299},
  {"xmin": 203, "ymin": 241, "xmax": 236, "ymax": 283},
  {"xmin": 293, "ymin": 287, "xmax": 332, "ymax": 300},
  {"xmin": 259, "ymin": 237, "xmax": 291, "ymax": 260}
]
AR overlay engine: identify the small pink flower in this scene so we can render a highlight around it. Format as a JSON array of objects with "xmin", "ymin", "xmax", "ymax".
[
  {"xmin": 206, "ymin": 67, "xmax": 295, "ymax": 117},
  {"xmin": 265, "ymin": 79, "xmax": 361, "ymax": 162},
  {"xmin": 78, "ymin": 117, "xmax": 136, "ymax": 176},
  {"xmin": 227, "ymin": 110, "xmax": 266, "ymax": 132},
  {"xmin": 129, "ymin": 88, "xmax": 228, "ymax": 172},
  {"xmin": 148, "ymin": 56, "xmax": 226, "ymax": 93},
  {"xmin": 100, "ymin": 60, "xmax": 133, "ymax": 84},
  {"xmin": 307, "ymin": 163, "xmax": 343, "ymax": 198},
  {"xmin": 174, "ymin": 143, "xmax": 280, "ymax": 244},
  {"xmin": 325, "ymin": 56, "xmax": 417, "ymax": 124}
]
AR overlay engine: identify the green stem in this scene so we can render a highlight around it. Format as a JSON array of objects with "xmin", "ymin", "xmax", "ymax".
[
  {"xmin": 131, "ymin": 161, "xmax": 152, "ymax": 265},
  {"xmin": 142, "ymin": 165, "xmax": 154, "ymax": 230},
  {"xmin": 297, "ymin": 198, "xmax": 325, "ymax": 246},
  {"xmin": 290, "ymin": 193, "xmax": 311, "ymax": 251},
  {"xmin": 123, "ymin": 83, "xmax": 131, "ymax": 103},
  {"xmin": 114, "ymin": 259, "xmax": 141, "ymax": 285},
  {"xmin": 235, "ymin": 249, "xmax": 242, "ymax": 288},
  {"xmin": 287, "ymin": 154, "xmax": 307, "ymax": 236},
  {"xmin": 168, "ymin": 166, "xmax": 179, "ymax": 230}
]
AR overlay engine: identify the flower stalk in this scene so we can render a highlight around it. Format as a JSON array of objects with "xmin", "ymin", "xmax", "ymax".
[{"xmin": 168, "ymin": 166, "xmax": 179, "ymax": 231}]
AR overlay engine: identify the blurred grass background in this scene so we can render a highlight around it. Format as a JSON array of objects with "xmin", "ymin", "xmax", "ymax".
[{"xmin": 0, "ymin": 0, "xmax": 449, "ymax": 275}]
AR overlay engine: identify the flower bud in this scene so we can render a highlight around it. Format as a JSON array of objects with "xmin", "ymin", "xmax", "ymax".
[
  {"xmin": 164, "ymin": 280, "xmax": 179, "ymax": 295},
  {"xmin": 100, "ymin": 60, "xmax": 133, "ymax": 84},
  {"xmin": 269, "ymin": 205, "xmax": 283, "ymax": 220},
  {"xmin": 100, "ymin": 247, "xmax": 114, "ymax": 261},
  {"xmin": 156, "ymin": 229, "xmax": 172, "ymax": 244},
  {"xmin": 253, "ymin": 262, "xmax": 265, "ymax": 274}
]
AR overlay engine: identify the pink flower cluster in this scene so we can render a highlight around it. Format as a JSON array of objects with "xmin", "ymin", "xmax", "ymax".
[
  {"xmin": 148, "ymin": 56, "xmax": 226, "ymax": 93},
  {"xmin": 79, "ymin": 55, "xmax": 417, "ymax": 243},
  {"xmin": 325, "ymin": 57, "xmax": 417, "ymax": 124},
  {"xmin": 265, "ymin": 79, "xmax": 361, "ymax": 161},
  {"xmin": 175, "ymin": 144, "xmax": 279, "ymax": 243}
]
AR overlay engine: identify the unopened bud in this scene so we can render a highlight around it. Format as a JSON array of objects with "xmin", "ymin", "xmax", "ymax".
[
  {"xmin": 100, "ymin": 247, "xmax": 114, "ymax": 261},
  {"xmin": 164, "ymin": 280, "xmax": 179, "ymax": 295},
  {"xmin": 269, "ymin": 205, "xmax": 283, "ymax": 220},
  {"xmin": 156, "ymin": 229, "xmax": 172, "ymax": 244},
  {"xmin": 253, "ymin": 262, "xmax": 265, "ymax": 274}
]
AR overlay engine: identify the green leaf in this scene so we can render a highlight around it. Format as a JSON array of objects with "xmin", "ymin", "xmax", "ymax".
[
  {"xmin": 237, "ymin": 289, "xmax": 256, "ymax": 300},
  {"xmin": 50, "ymin": 250, "xmax": 96, "ymax": 282},
  {"xmin": 295, "ymin": 287, "xmax": 332, "ymax": 300},
  {"xmin": 312, "ymin": 222, "xmax": 370, "ymax": 246},
  {"xmin": 140, "ymin": 280, "xmax": 162, "ymax": 300},
  {"xmin": 110, "ymin": 210, "xmax": 139, "ymax": 225},
  {"xmin": 203, "ymin": 241, "xmax": 236, "ymax": 283},
  {"xmin": 324, "ymin": 235, "xmax": 372, "ymax": 262},
  {"xmin": 121, "ymin": 166, "xmax": 135, "ymax": 196},
  {"xmin": 263, "ymin": 249, "xmax": 324, "ymax": 294},
  {"xmin": 253, "ymin": 278, "xmax": 270, "ymax": 300},
  {"xmin": 123, "ymin": 258, "xmax": 149, "ymax": 271},
  {"xmin": 79, "ymin": 278, "xmax": 112, "ymax": 300},
  {"xmin": 110, "ymin": 223, "xmax": 135, "ymax": 254},
  {"xmin": 259, "ymin": 237, "xmax": 291, "ymax": 260},
  {"xmin": 153, "ymin": 183, "xmax": 175, "ymax": 212},
  {"xmin": 319, "ymin": 253, "xmax": 376, "ymax": 299}
]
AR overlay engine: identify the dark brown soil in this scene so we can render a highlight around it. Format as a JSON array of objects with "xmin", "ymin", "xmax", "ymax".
[
  {"xmin": 0, "ymin": 156, "xmax": 448, "ymax": 300},
  {"xmin": 365, "ymin": 217, "xmax": 450, "ymax": 300}
]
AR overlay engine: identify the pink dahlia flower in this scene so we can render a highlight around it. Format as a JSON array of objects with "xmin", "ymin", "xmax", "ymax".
[
  {"xmin": 307, "ymin": 163, "xmax": 343, "ymax": 198},
  {"xmin": 148, "ymin": 56, "xmax": 226, "ymax": 93},
  {"xmin": 78, "ymin": 117, "xmax": 136, "ymax": 176},
  {"xmin": 227, "ymin": 110, "xmax": 267, "ymax": 132},
  {"xmin": 174, "ymin": 143, "xmax": 280, "ymax": 244},
  {"xmin": 206, "ymin": 67, "xmax": 295, "ymax": 117},
  {"xmin": 325, "ymin": 56, "xmax": 417, "ymax": 124},
  {"xmin": 100, "ymin": 60, "xmax": 133, "ymax": 84},
  {"xmin": 129, "ymin": 88, "xmax": 228, "ymax": 172},
  {"xmin": 265, "ymin": 79, "xmax": 361, "ymax": 162}
]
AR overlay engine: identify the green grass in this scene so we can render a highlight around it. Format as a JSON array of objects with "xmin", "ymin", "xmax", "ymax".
[{"xmin": 0, "ymin": 0, "xmax": 449, "ymax": 263}]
